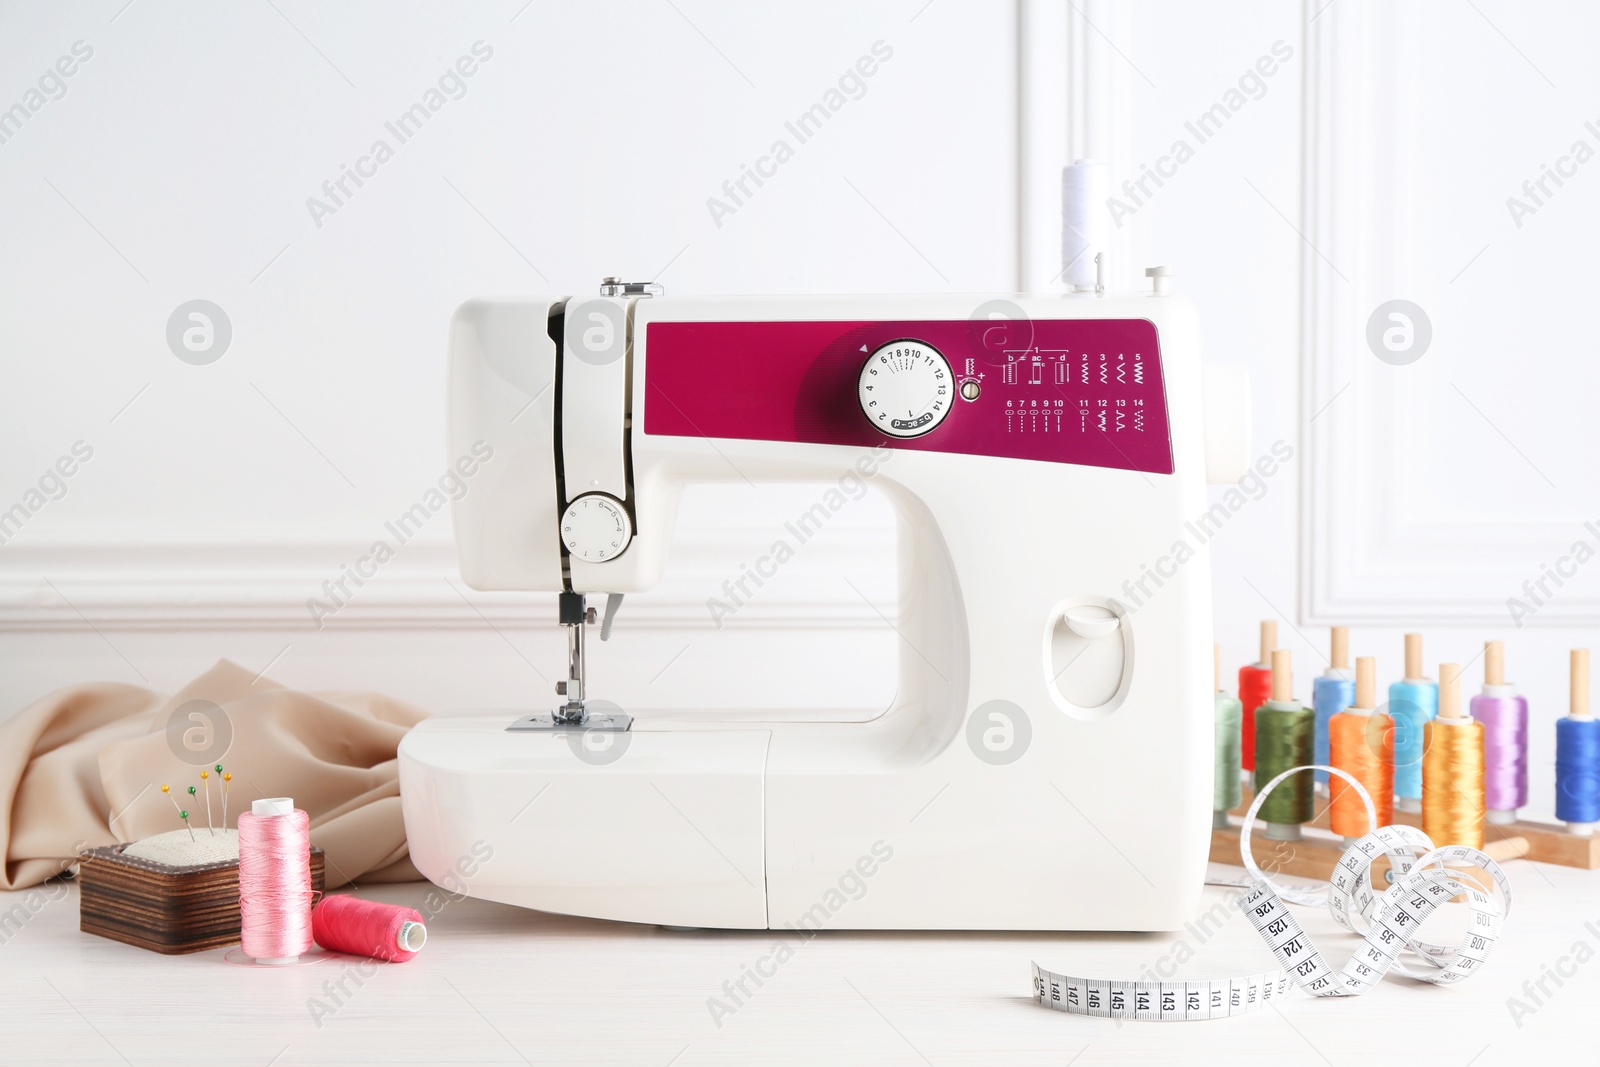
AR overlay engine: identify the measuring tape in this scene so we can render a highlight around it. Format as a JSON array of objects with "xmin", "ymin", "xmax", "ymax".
[{"xmin": 1032, "ymin": 765, "xmax": 1512, "ymax": 1021}]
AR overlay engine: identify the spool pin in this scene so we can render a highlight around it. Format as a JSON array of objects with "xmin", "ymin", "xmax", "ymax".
[
  {"xmin": 1573, "ymin": 649, "xmax": 1590, "ymax": 720},
  {"xmin": 1272, "ymin": 649, "xmax": 1291, "ymax": 703}
]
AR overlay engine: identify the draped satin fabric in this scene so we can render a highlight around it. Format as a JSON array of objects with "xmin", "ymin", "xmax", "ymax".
[{"xmin": 0, "ymin": 660, "xmax": 429, "ymax": 890}]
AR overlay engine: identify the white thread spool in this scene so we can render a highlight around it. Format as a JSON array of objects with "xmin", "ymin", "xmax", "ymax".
[{"xmin": 1061, "ymin": 159, "xmax": 1108, "ymax": 291}]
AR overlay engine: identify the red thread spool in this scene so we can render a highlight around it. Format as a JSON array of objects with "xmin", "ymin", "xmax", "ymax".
[
  {"xmin": 1239, "ymin": 621, "xmax": 1277, "ymax": 773},
  {"xmin": 312, "ymin": 895, "xmax": 428, "ymax": 962},
  {"xmin": 1238, "ymin": 664, "xmax": 1272, "ymax": 772}
]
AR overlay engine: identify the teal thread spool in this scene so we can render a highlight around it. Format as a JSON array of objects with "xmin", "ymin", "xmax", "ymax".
[
  {"xmin": 1214, "ymin": 644, "xmax": 1243, "ymax": 828},
  {"xmin": 1390, "ymin": 633, "xmax": 1438, "ymax": 812},
  {"xmin": 1254, "ymin": 650, "xmax": 1314, "ymax": 839}
]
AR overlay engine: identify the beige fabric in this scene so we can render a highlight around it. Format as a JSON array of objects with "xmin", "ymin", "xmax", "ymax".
[{"xmin": 0, "ymin": 660, "xmax": 429, "ymax": 890}]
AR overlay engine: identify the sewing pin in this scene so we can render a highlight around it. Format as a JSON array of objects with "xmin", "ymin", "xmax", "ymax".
[
  {"xmin": 200, "ymin": 770, "xmax": 214, "ymax": 835},
  {"xmin": 221, "ymin": 771, "xmax": 232, "ymax": 830},
  {"xmin": 165, "ymin": 785, "xmax": 196, "ymax": 842}
]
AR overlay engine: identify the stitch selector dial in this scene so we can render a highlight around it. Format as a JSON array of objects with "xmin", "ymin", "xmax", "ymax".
[
  {"xmin": 857, "ymin": 340, "xmax": 952, "ymax": 439},
  {"xmin": 560, "ymin": 493, "xmax": 632, "ymax": 562}
]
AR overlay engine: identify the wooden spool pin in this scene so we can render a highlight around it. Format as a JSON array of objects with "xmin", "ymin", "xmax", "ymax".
[
  {"xmin": 1485, "ymin": 641, "xmax": 1505, "ymax": 687},
  {"xmin": 1355, "ymin": 655, "xmax": 1376, "ymax": 711},
  {"xmin": 1404, "ymin": 632, "xmax": 1424, "ymax": 681},
  {"xmin": 1260, "ymin": 620, "xmax": 1277, "ymax": 666},
  {"xmin": 1573, "ymin": 649, "xmax": 1590, "ymax": 718},
  {"xmin": 1272, "ymin": 649, "xmax": 1292, "ymax": 702},
  {"xmin": 1439, "ymin": 662, "xmax": 1462, "ymax": 720},
  {"xmin": 1330, "ymin": 626, "xmax": 1350, "ymax": 672}
]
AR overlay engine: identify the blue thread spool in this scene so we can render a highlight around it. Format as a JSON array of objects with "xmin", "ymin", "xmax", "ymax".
[
  {"xmin": 1557, "ymin": 649, "xmax": 1600, "ymax": 833},
  {"xmin": 1312, "ymin": 627, "xmax": 1354, "ymax": 786},
  {"xmin": 1555, "ymin": 719, "xmax": 1600, "ymax": 829},
  {"xmin": 1389, "ymin": 633, "xmax": 1437, "ymax": 811}
]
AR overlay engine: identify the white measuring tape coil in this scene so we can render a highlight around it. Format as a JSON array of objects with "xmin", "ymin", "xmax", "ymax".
[{"xmin": 1032, "ymin": 765, "xmax": 1512, "ymax": 1021}]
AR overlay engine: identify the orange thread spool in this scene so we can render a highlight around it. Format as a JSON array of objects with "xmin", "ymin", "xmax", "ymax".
[
  {"xmin": 1329, "ymin": 656, "xmax": 1392, "ymax": 838},
  {"xmin": 1330, "ymin": 714, "xmax": 1393, "ymax": 837}
]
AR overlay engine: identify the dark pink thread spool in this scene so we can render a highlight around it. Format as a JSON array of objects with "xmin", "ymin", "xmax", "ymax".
[{"xmin": 312, "ymin": 894, "xmax": 427, "ymax": 962}]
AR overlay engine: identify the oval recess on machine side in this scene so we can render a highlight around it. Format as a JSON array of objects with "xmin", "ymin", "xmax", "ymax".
[{"xmin": 1044, "ymin": 600, "xmax": 1132, "ymax": 720}]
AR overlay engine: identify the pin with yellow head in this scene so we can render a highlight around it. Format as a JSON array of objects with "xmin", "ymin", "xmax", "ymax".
[{"xmin": 199, "ymin": 770, "xmax": 215, "ymax": 835}]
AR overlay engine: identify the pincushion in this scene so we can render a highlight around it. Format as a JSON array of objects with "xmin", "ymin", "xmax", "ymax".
[{"xmin": 78, "ymin": 833, "xmax": 324, "ymax": 955}]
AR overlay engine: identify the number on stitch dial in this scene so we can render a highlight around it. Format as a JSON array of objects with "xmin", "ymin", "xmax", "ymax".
[{"xmin": 857, "ymin": 340, "xmax": 953, "ymax": 439}]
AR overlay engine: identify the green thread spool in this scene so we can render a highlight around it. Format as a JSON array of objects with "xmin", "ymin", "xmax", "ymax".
[
  {"xmin": 1254, "ymin": 700, "xmax": 1314, "ymax": 834},
  {"xmin": 1213, "ymin": 691, "xmax": 1243, "ymax": 827}
]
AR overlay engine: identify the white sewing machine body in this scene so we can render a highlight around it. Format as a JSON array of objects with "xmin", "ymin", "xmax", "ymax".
[{"xmin": 400, "ymin": 288, "xmax": 1229, "ymax": 931}]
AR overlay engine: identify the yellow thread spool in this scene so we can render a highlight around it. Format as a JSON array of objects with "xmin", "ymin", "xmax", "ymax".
[{"xmin": 1422, "ymin": 662, "xmax": 1486, "ymax": 849}]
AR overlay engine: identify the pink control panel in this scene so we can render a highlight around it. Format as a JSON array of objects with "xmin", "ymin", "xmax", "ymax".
[{"xmin": 641, "ymin": 318, "xmax": 1173, "ymax": 475}]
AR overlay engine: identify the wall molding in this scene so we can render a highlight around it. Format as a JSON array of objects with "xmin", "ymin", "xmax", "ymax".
[
  {"xmin": 0, "ymin": 530, "xmax": 898, "ymax": 632},
  {"xmin": 3, "ymin": 17, "xmax": 1125, "ymax": 637},
  {"xmin": 1297, "ymin": 1, "xmax": 1594, "ymax": 626}
]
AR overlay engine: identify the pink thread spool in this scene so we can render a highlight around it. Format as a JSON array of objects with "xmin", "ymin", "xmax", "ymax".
[
  {"xmin": 312, "ymin": 895, "xmax": 427, "ymax": 962},
  {"xmin": 237, "ymin": 797, "xmax": 315, "ymax": 965}
]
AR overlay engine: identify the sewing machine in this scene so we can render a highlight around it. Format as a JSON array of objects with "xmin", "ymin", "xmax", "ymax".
[{"xmin": 399, "ymin": 272, "xmax": 1250, "ymax": 930}]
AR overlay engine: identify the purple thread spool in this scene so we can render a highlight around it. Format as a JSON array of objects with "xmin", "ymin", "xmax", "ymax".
[
  {"xmin": 1471, "ymin": 690, "xmax": 1527, "ymax": 820},
  {"xmin": 1471, "ymin": 642, "xmax": 1527, "ymax": 823}
]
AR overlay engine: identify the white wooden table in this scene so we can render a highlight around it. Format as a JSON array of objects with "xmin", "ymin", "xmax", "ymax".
[{"xmin": 1, "ymin": 855, "xmax": 1592, "ymax": 1064}]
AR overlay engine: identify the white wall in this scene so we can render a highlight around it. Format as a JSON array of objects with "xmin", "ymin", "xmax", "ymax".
[
  {"xmin": 0, "ymin": 0, "xmax": 1020, "ymax": 714},
  {"xmin": 1131, "ymin": 0, "xmax": 1600, "ymax": 824},
  {"xmin": 3, "ymin": 1, "xmax": 1594, "ymax": 822}
]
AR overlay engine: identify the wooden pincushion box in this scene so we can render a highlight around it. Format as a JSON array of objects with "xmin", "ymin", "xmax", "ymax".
[{"xmin": 78, "ymin": 844, "xmax": 325, "ymax": 955}]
